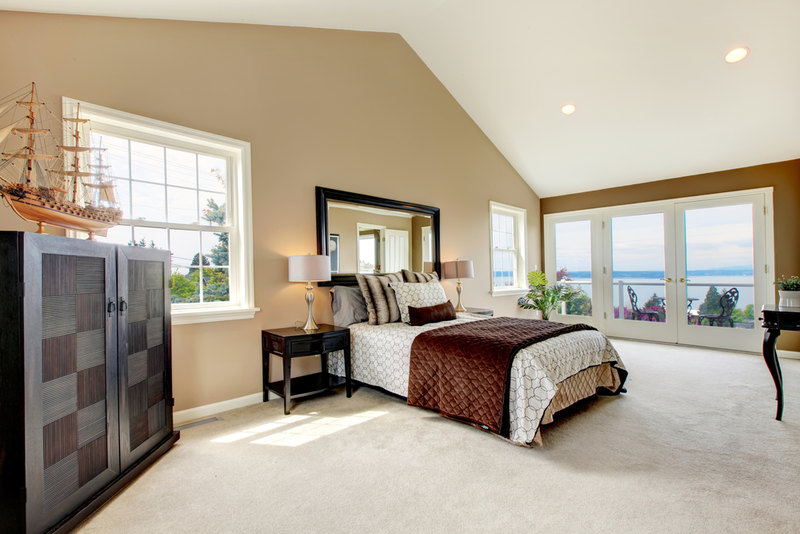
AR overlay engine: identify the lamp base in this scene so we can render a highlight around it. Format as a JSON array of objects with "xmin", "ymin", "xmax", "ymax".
[
  {"xmin": 302, "ymin": 282, "xmax": 319, "ymax": 331},
  {"xmin": 454, "ymin": 279, "xmax": 465, "ymax": 312}
]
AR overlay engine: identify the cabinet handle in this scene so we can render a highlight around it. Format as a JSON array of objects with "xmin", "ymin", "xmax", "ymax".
[
  {"xmin": 119, "ymin": 297, "xmax": 128, "ymax": 314},
  {"xmin": 107, "ymin": 298, "xmax": 116, "ymax": 317}
]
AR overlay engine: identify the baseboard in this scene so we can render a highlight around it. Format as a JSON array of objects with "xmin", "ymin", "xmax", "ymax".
[
  {"xmin": 174, "ymin": 392, "xmax": 264, "ymax": 425},
  {"xmin": 778, "ymin": 349, "xmax": 800, "ymax": 361}
]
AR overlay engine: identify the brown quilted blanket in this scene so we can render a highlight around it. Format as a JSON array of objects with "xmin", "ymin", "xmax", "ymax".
[{"xmin": 407, "ymin": 317, "xmax": 596, "ymax": 436}]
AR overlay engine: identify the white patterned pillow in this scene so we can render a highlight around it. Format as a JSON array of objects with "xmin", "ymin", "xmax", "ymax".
[{"xmin": 390, "ymin": 280, "xmax": 448, "ymax": 323}]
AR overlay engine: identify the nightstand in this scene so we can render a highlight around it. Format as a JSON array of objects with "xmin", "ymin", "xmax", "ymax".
[
  {"xmin": 262, "ymin": 324, "xmax": 351, "ymax": 414},
  {"xmin": 464, "ymin": 307, "xmax": 494, "ymax": 317}
]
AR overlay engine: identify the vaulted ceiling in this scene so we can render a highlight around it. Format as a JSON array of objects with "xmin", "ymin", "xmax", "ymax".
[{"xmin": 3, "ymin": 0, "xmax": 799, "ymax": 197}]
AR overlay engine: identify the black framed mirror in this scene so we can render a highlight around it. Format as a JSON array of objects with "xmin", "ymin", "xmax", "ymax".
[{"xmin": 315, "ymin": 187, "xmax": 441, "ymax": 286}]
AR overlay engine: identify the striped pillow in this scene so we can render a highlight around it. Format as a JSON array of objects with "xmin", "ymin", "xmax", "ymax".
[
  {"xmin": 402, "ymin": 269, "xmax": 439, "ymax": 283},
  {"xmin": 355, "ymin": 272, "xmax": 404, "ymax": 325}
]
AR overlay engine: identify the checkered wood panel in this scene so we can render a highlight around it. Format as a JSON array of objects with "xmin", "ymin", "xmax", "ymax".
[
  {"xmin": 126, "ymin": 260, "xmax": 168, "ymax": 452},
  {"xmin": 40, "ymin": 254, "xmax": 109, "ymax": 508}
]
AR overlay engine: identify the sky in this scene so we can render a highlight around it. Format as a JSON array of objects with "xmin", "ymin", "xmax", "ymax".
[{"xmin": 554, "ymin": 203, "xmax": 755, "ymax": 274}]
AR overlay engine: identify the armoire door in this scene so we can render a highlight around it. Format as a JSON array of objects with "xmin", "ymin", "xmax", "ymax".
[
  {"xmin": 117, "ymin": 246, "xmax": 173, "ymax": 470},
  {"xmin": 23, "ymin": 234, "xmax": 120, "ymax": 534}
]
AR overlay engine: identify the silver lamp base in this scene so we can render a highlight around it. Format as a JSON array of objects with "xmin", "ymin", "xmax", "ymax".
[
  {"xmin": 454, "ymin": 279, "xmax": 466, "ymax": 312},
  {"xmin": 302, "ymin": 282, "xmax": 319, "ymax": 331}
]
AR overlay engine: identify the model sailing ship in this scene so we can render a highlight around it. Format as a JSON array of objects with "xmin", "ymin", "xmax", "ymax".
[{"xmin": 0, "ymin": 82, "xmax": 121, "ymax": 238}]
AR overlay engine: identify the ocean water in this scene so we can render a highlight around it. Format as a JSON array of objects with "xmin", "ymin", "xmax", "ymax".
[{"xmin": 561, "ymin": 273, "xmax": 755, "ymax": 310}]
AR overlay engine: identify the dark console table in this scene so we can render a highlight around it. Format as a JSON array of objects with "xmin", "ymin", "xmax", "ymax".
[{"xmin": 760, "ymin": 304, "xmax": 800, "ymax": 420}]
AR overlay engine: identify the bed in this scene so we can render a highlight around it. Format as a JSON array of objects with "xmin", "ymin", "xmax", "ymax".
[{"xmin": 327, "ymin": 313, "xmax": 626, "ymax": 446}]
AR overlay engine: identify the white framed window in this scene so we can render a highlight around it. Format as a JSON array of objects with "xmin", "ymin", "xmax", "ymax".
[
  {"xmin": 489, "ymin": 201, "xmax": 527, "ymax": 295},
  {"xmin": 63, "ymin": 98, "xmax": 258, "ymax": 325}
]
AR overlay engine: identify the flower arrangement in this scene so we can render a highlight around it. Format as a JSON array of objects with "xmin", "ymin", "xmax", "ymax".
[
  {"xmin": 517, "ymin": 270, "xmax": 581, "ymax": 320},
  {"xmin": 776, "ymin": 275, "xmax": 800, "ymax": 291}
]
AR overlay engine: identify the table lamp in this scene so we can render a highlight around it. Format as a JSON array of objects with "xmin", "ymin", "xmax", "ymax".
[
  {"xmin": 289, "ymin": 254, "xmax": 331, "ymax": 331},
  {"xmin": 443, "ymin": 259, "xmax": 474, "ymax": 312}
]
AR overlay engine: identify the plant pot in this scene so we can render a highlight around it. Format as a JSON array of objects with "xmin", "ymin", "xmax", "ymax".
[{"xmin": 778, "ymin": 290, "xmax": 800, "ymax": 307}]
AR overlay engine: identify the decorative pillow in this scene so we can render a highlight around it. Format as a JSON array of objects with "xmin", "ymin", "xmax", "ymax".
[
  {"xmin": 390, "ymin": 280, "xmax": 448, "ymax": 323},
  {"xmin": 408, "ymin": 301, "xmax": 457, "ymax": 326},
  {"xmin": 402, "ymin": 269, "xmax": 439, "ymax": 283},
  {"xmin": 330, "ymin": 286, "xmax": 368, "ymax": 326},
  {"xmin": 355, "ymin": 273, "xmax": 404, "ymax": 325}
]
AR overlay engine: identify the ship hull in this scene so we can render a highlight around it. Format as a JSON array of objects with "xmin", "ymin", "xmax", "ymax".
[{"xmin": 0, "ymin": 188, "xmax": 120, "ymax": 236}]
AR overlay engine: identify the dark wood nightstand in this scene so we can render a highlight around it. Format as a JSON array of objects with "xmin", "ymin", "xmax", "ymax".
[
  {"xmin": 262, "ymin": 324, "xmax": 351, "ymax": 414},
  {"xmin": 465, "ymin": 307, "xmax": 494, "ymax": 317}
]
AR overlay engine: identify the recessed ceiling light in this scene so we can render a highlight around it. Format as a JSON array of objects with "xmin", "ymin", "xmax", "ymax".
[
  {"xmin": 725, "ymin": 47, "xmax": 749, "ymax": 63},
  {"xmin": 561, "ymin": 103, "xmax": 576, "ymax": 115}
]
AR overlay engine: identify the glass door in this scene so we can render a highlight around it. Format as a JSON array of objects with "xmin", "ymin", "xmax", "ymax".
[
  {"xmin": 675, "ymin": 196, "xmax": 767, "ymax": 351},
  {"xmin": 603, "ymin": 209, "xmax": 678, "ymax": 342}
]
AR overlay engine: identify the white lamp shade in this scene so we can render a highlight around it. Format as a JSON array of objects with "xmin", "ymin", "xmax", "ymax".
[
  {"xmin": 443, "ymin": 259, "xmax": 474, "ymax": 280},
  {"xmin": 288, "ymin": 254, "xmax": 331, "ymax": 282}
]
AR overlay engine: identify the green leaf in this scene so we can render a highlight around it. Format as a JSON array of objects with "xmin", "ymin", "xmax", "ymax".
[{"xmin": 527, "ymin": 270, "xmax": 548, "ymax": 287}]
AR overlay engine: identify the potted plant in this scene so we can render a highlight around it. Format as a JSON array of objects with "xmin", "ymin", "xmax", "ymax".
[
  {"xmin": 517, "ymin": 270, "xmax": 581, "ymax": 320},
  {"xmin": 776, "ymin": 275, "xmax": 800, "ymax": 307}
]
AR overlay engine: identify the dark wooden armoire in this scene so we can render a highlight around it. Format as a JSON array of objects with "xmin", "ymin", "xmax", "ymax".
[{"xmin": 0, "ymin": 232, "xmax": 179, "ymax": 534}]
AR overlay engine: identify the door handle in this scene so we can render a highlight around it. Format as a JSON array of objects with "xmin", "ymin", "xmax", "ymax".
[
  {"xmin": 118, "ymin": 297, "xmax": 128, "ymax": 314},
  {"xmin": 107, "ymin": 298, "xmax": 116, "ymax": 317},
  {"xmin": 661, "ymin": 277, "xmax": 673, "ymax": 283}
]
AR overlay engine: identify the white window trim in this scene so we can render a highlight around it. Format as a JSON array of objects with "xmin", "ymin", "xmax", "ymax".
[
  {"xmin": 489, "ymin": 200, "xmax": 528, "ymax": 296},
  {"xmin": 63, "ymin": 97, "xmax": 259, "ymax": 325}
]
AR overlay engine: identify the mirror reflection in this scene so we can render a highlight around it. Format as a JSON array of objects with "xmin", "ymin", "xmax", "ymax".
[{"xmin": 327, "ymin": 201, "xmax": 434, "ymax": 274}]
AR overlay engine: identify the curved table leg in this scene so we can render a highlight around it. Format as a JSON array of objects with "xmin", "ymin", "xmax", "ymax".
[{"xmin": 762, "ymin": 328, "xmax": 784, "ymax": 420}]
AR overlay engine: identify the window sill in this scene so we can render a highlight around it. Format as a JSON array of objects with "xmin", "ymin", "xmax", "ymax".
[
  {"xmin": 172, "ymin": 306, "xmax": 260, "ymax": 326},
  {"xmin": 490, "ymin": 288, "xmax": 528, "ymax": 297}
]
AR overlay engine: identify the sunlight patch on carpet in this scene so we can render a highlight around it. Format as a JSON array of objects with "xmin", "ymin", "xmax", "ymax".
[
  {"xmin": 210, "ymin": 415, "xmax": 310, "ymax": 443},
  {"xmin": 250, "ymin": 410, "xmax": 388, "ymax": 447}
]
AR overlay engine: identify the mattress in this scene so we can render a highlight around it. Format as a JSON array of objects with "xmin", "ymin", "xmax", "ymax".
[{"xmin": 328, "ymin": 314, "xmax": 625, "ymax": 445}]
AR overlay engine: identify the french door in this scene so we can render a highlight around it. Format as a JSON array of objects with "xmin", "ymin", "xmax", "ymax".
[{"xmin": 544, "ymin": 189, "xmax": 773, "ymax": 352}]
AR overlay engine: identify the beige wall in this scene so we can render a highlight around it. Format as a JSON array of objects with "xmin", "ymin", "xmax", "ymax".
[
  {"xmin": 0, "ymin": 11, "xmax": 541, "ymax": 411},
  {"xmin": 541, "ymin": 159, "xmax": 800, "ymax": 351}
]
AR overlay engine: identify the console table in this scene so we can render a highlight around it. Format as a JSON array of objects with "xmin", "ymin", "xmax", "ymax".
[{"xmin": 760, "ymin": 304, "xmax": 800, "ymax": 420}]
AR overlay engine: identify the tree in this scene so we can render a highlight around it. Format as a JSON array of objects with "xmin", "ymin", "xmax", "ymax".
[
  {"xmin": 699, "ymin": 286, "xmax": 722, "ymax": 315},
  {"xmin": 556, "ymin": 267, "xmax": 571, "ymax": 281},
  {"xmin": 566, "ymin": 290, "xmax": 592, "ymax": 316}
]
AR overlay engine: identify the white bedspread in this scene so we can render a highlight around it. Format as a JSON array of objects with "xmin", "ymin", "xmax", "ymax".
[{"xmin": 328, "ymin": 314, "xmax": 624, "ymax": 445}]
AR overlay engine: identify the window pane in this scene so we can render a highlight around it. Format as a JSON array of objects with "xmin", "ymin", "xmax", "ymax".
[
  {"xmin": 115, "ymin": 178, "xmax": 132, "ymax": 219},
  {"xmin": 611, "ymin": 213, "xmax": 666, "ymax": 322},
  {"xmin": 92, "ymin": 133, "xmax": 130, "ymax": 179},
  {"xmin": 170, "ymin": 229, "xmax": 201, "ymax": 268},
  {"xmin": 133, "ymin": 226, "xmax": 168, "ymax": 250},
  {"xmin": 555, "ymin": 220, "xmax": 592, "ymax": 316},
  {"xmin": 131, "ymin": 182, "xmax": 166, "ymax": 221},
  {"xmin": 202, "ymin": 231, "xmax": 229, "ymax": 266},
  {"xmin": 167, "ymin": 186, "xmax": 199, "ymax": 224},
  {"xmin": 131, "ymin": 141, "xmax": 165, "ymax": 183},
  {"xmin": 171, "ymin": 267, "xmax": 200, "ymax": 303},
  {"xmin": 198, "ymin": 155, "xmax": 227, "ymax": 192},
  {"xmin": 685, "ymin": 204, "xmax": 754, "ymax": 329},
  {"xmin": 202, "ymin": 267, "xmax": 229, "ymax": 302},
  {"xmin": 199, "ymin": 192, "xmax": 226, "ymax": 226},
  {"xmin": 493, "ymin": 250, "xmax": 515, "ymax": 288},
  {"xmin": 167, "ymin": 148, "xmax": 197, "ymax": 188},
  {"xmin": 97, "ymin": 224, "xmax": 133, "ymax": 246}
]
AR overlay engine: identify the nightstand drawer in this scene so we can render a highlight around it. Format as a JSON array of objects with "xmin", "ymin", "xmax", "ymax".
[{"xmin": 290, "ymin": 338, "xmax": 325, "ymax": 355}]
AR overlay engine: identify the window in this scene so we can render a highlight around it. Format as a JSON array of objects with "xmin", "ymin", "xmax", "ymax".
[
  {"xmin": 63, "ymin": 98, "xmax": 258, "ymax": 325},
  {"xmin": 489, "ymin": 201, "xmax": 527, "ymax": 294}
]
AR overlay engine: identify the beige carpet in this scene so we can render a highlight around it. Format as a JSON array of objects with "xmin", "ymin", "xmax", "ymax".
[{"xmin": 76, "ymin": 340, "xmax": 800, "ymax": 533}]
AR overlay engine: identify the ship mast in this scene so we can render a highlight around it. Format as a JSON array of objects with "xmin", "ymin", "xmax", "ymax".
[
  {"xmin": 1, "ymin": 82, "xmax": 58, "ymax": 187},
  {"xmin": 53, "ymin": 102, "xmax": 102, "ymax": 204}
]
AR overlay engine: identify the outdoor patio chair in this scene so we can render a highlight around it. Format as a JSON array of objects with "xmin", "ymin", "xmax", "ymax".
[
  {"xmin": 627, "ymin": 286, "xmax": 660, "ymax": 321},
  {"xmin": 697, "ymin": 288, "xmax": 739, "ymax": 327}
]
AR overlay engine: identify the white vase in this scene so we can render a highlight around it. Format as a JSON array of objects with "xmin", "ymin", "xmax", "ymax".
[{"xmin": 778, "ymin": 290, "xmax": 800, "ymax": 307}]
